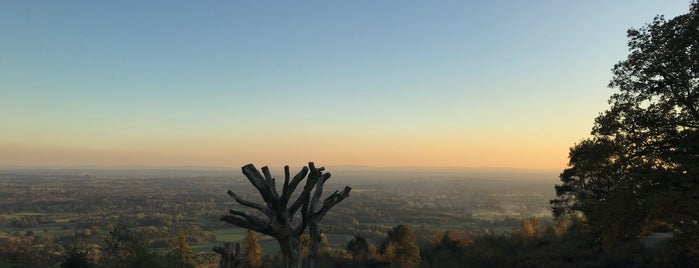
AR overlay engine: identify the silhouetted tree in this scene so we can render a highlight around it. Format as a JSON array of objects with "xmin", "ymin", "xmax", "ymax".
[
  {"xmin": 421, "ymin": 231, "xmax": 470, "ymax": 268},
  {"xmin": 220, "ymin": 162, "xmax": 351, "ymax": 268},
  {"xmin": 347, "ymin": 235, "xmax": 369, "ymax": 265},
  {"xmin": 61, "ymin": 248, "xmax": 94, "ymax": 268},
  {"xmin": 552, "ymin": 0, "xmax": 699, "ymax": 255}
]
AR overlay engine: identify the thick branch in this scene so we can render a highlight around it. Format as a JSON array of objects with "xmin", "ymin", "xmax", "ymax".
[
  {"xmin": 309, "ymin": 173, "xmax": 331, "ymax": 215},
  {"xmin": 220, "ymin": 210, "xmax": 270, "ymax": 235},
  {"xmin": 312, "ymin": 186, "xmax": 352, "ymax": 221},
  {"xmin": 213, "ymin": 242, "xmax": 242, "ymax": 268},
  {"xmin": 305, "ymin": 180, "xmax": 351, "ymax": 268},
  {"xmin": 293, "ymin": 199, "xmax": 309, "ymax": 237},
  {"xmin": 229, "ymin": 210, "xmax": 268, "ymax": 226},
  {"xmin": 289, "ymin": 163, "xmax": 324, "ymax": 216},
  {"xmin": 261, "ymin": 166, "xmax": 281, "ymax": 201},
  {"xmin": 292, "ymin": 163, "xmax": 329, "ymax": 236},
  {"xmin": 283, "ymin": 166, "xmax": 291, "ymax": 196},
  {"xmin": 241, "ymin": 164, "xmax": 277, "ymax": 208},
  {"xmin": 227, "ymin": 190, "xmax": 271, "ymax": 217},
  {"xmin": 282, "ymin": 166, "xmax": 309, "ymax": 208}
]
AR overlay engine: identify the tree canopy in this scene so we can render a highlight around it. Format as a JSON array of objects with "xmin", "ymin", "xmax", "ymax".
[
  {"xmin": 385, "ymin": 224, "xmax": 420, "ymax": 267},
  {"xmin": 551, "ymin": 0, "xmax": 699, "ymax": 253}
]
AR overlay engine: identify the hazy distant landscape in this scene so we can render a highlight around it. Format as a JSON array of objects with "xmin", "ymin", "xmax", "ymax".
[{"xmin": 0, "ymin": 167, "xmax": 555, "ymax": 261}]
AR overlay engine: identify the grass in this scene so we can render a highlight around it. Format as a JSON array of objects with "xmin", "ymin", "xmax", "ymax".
[
  {"xmin": 193, "ymin": 228, "xmax": 280, "ymax": 255},
  {"xmin": 0, "ymin": 213, "xmax": 287, "ymax": 256},
  {"xmin": 210, "ymin": 228, "xmax": 247, "ymax": 241},
  {"xmin": 0, "ymin": 221, "xmax": 77, "ymax": 234},
  {"xmin": 192, "ymin": 239, "xmax": 279, "ymax": 255},
  {"xmin": 0, "ymin": 212, "xmax": 45, "ymax": 220}
]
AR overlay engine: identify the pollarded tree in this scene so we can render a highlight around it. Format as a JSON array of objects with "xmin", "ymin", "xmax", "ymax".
[
  {"xmin": 220, "ymin": 162, "xmax": 351, "ymax": 268},
  {"xmin": 552, "ymin": 0, "xmax": 699, "ymax": 250}
]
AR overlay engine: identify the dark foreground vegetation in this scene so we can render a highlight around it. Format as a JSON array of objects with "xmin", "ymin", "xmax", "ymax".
[{"xmin": 2, "ymin": 1, "xmax": 698, "ymax": 267}]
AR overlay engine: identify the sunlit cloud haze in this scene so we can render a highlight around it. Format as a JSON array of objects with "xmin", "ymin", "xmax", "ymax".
[{"xmin": 0, "ymin": 1, "xmax": 689, "ymax": 169}]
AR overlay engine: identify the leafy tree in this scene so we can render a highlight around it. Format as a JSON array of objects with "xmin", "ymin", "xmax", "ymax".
[
  {"xmin": 100, "ymin": 223, "xmax": 166, "ymax": 268},
  {"xmin": 168, "ymin": 230, "xmax": 196, "ymax": 268},
  {"xmin": 243, "ymin": 230, "xmax": 262, "ymax": 268},
  {"xmin": 60, "ymin": 239, "xmax": 96, "ymax": 268},
  {"xmin": 382, "ymin": 242, "xmax": 396, "ymax": 262},
  {"xmin": 385, "ymin": 224, "xmax": 420, "ymax": 267},
  {"xmin": 515, "ymin": 217, "xmax": 541, "ymax": 241},
  {"xmin": 552, "ymin": 0, "xmax": 699, "ymax": 254},
  {"xmin": 420, "ymin": 231, "xmax": 470, "ymax": 268},
  {"xmin": 552, "ymin": 218, "xmax": 570, "ymax": 238},
  {"xmin": 346, "ymin": 235, "xmax": 369, "ymax": 265},
  {"xmin": 60, "ymin": 248, "xmax": 94, "ymax": 268}
]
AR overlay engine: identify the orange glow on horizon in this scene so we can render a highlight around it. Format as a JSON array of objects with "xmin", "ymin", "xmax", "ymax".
[{"xmin": 0, "ymin": 135, "xmax": 570, "ymax": 170}]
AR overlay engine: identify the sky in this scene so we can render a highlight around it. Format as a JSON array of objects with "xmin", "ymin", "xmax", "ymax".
[{"xmin": 0, "ymin": 1, "xmax": 692, "ymax": 170}]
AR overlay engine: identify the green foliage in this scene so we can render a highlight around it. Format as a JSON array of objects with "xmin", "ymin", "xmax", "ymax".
[{"xmin": 551, "ymin": 0, "xmax": 699, "ymax": 255}]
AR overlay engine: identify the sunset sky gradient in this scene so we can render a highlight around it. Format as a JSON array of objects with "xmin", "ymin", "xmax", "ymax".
[{"xmin": 0, "ymin": 1, "xmax": 690, "ymax": 169}]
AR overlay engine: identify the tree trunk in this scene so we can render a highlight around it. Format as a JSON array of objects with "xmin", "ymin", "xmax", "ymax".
[
  {"xmin": 305, "ymin": 185, "xmax": 351, "ymax": 268},
  {"xmin": 279, "ymin": 236, "xmax": 301, "ymax": 268},
  {"xmin": 304, "ymin": 224, "xmax": 320, "ymax": 268},
  {"xmin": 213, "ymin": 242, "xmax": 241, "ymax": 268}
]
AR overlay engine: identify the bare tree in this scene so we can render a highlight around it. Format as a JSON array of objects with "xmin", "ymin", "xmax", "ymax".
[{"xmin": 220, "ymin": 162, "xmax": 351, "ymax": 268}]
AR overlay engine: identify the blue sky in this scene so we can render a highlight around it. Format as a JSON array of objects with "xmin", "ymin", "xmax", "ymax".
[{"xmin": 0, "ymin": 1, "xmax": 691, "ymax": 168}]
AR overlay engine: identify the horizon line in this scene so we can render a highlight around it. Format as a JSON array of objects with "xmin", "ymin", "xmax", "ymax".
[{"xmin": 0, "ymin": 163, "xmax": 562, "ymax": 172}]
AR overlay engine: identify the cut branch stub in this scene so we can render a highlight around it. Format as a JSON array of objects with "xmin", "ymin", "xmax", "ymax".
[
  {"xmin": 213, "ymin": 242, "xmax": 242, "ymax": 268},
  {"xmin": 226, "ymin": 190, "xmax": 271, "ymax": 217},
  {"xmin": 314, "ymin": 185, "xmax": 352, "ymax": 220}
]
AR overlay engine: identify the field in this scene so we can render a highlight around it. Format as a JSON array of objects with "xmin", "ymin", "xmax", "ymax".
[
  {"xmin": 193, "ymin": 227, "xmax": 280, "ymax": 254},
  {"xmin": 0, "ymin": 214, "xmax": 73, "ymax": 234},
  {"xmin": 0, "ymin": 170, "xmax": 557, "ymax": 266}
]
